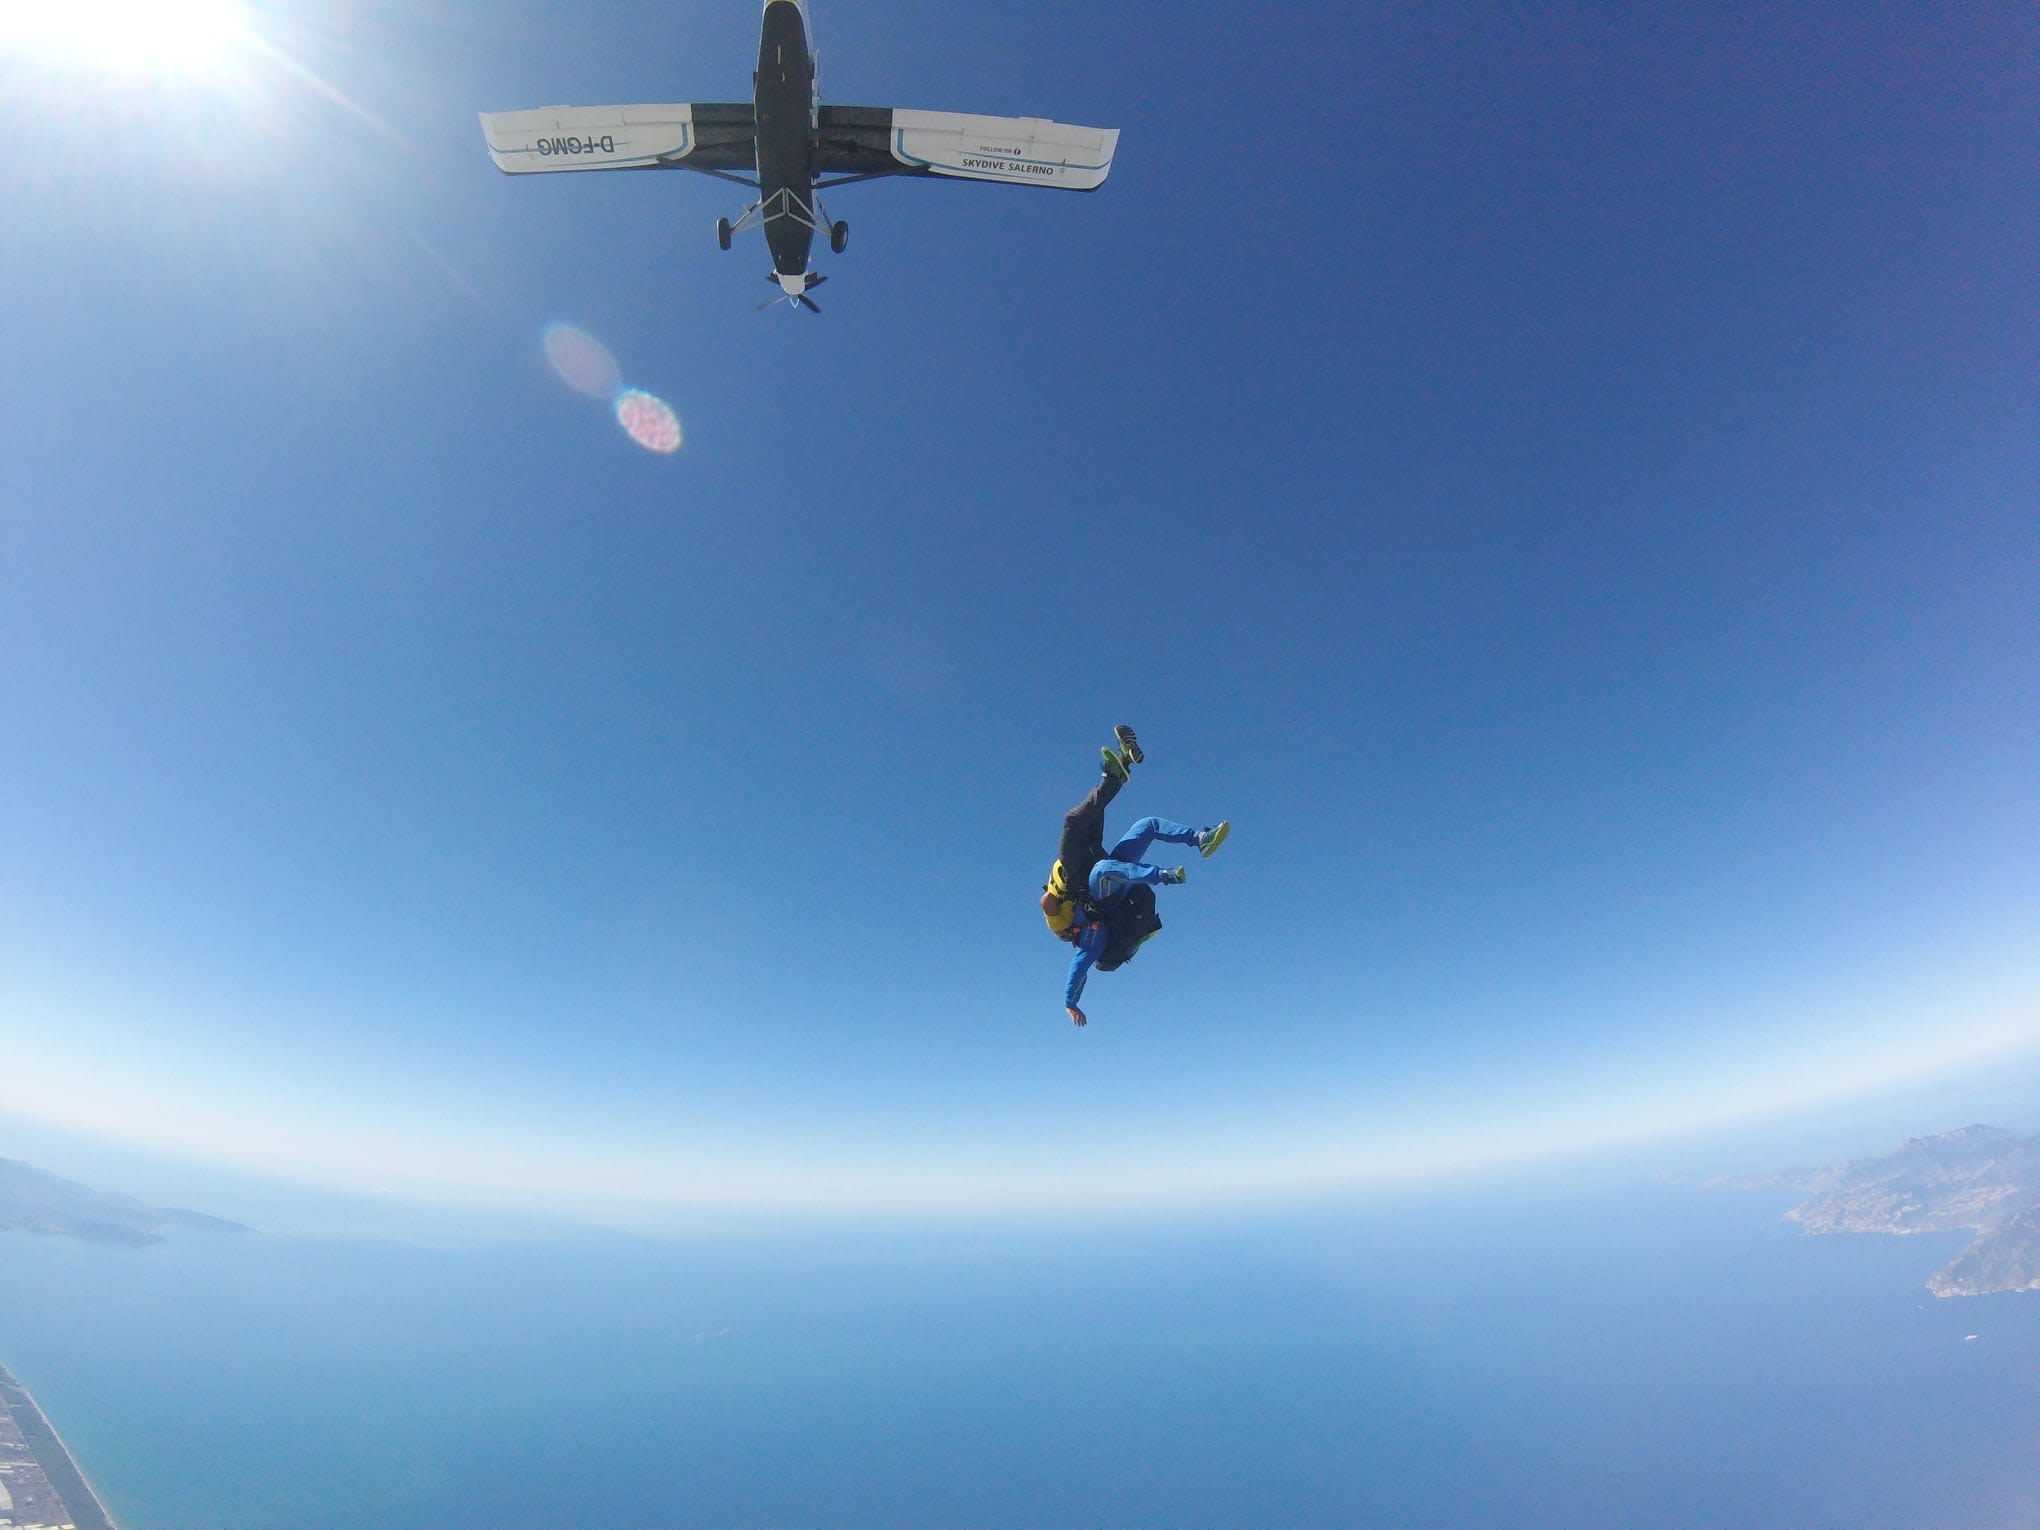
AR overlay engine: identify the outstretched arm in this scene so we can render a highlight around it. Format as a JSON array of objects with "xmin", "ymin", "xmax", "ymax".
[
  {"xmin": 1064, "ymin": 945, "xmax": 1097, "ymax": 1012},
  {"xmin": 1063, "ymin": 928, "xmax": 1102, "ymax": 1020}
]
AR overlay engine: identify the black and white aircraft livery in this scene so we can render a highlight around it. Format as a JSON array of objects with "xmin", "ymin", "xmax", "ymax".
[{"xmin": 479, "ymin": 0, "xmax": 1118, "ymax": 312}]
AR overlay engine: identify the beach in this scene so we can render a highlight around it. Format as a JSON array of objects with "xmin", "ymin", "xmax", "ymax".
[{"xmin": 0, "ymin": 1362, "xmax": 116, "ymax": 1530}]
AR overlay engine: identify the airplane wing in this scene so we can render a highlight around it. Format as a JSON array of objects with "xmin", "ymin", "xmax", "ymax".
[
  {"xmin": 479, "ymin": 102, "xmax": 756, "ymax": 175},
  {"xmin": 816, "ymin": 107, "xmax": 1117, "ymax": 190}
]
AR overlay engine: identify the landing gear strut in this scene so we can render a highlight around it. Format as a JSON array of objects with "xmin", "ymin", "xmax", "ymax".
[{"xmin": 718, "ymin": 193, "xmax": 845, "ymax": 259}]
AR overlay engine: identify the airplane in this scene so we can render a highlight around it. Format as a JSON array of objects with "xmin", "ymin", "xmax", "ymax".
[{"xmin": 479, "ymin": 0, "xmax": 1119, "ymax": 313}]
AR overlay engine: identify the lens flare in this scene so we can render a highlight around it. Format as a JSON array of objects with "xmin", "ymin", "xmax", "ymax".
[
  {"xmin": 540, "ymin": 325, "xmax": 682, "ymax": 453},
  {"xmin": 542, "ymin": 323, "xmax": 621, "ymax": 399},
  {"xmin": 614, "ymin": 390, "xmax": 683, "ymax": 454}
]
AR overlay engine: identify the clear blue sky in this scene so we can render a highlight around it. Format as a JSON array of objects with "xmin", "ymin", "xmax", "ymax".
[{"xmin": 2, "ymin": 0, "xmax": 2034, "ymax": 1214}]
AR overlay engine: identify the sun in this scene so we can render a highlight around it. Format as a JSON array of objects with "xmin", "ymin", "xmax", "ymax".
[{"xmin": 0, "ymin": 0, "xmax": 250, "ymax": 77}]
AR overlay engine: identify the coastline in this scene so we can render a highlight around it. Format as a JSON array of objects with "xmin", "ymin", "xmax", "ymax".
[{"xmin": 0, "ymin": 1363, "xmax": 119, "ymax": 1530}]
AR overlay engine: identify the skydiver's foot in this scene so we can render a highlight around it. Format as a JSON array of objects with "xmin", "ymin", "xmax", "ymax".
[
  {"xmin": 1101, "ymin": 746, "xmax": 1129, "ymax": 785},
  {"xmin": 1113, "ymin": 724, "xmax": 1143, "ymax": 766},
  {"xmin": 1160, "ymin": 865, "xmax": 1187, "ymax": 885},
  {"xmin": 1198, "ymin": 821, "xmax": 1230, "ymax": 859}
]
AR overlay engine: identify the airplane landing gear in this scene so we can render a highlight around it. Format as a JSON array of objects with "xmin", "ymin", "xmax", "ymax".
[{"xmin": 719, "ymin": 193, "xmax": 838, "ymax": 259}]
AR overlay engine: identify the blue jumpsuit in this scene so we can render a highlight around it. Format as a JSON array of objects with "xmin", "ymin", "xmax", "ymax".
[{"xmin": 1063, "ymin": 817, "xmax": 1203, "ymax": 1008}]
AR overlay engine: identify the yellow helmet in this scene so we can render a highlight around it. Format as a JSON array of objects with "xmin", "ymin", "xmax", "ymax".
[{"xmin": 1041, "ymin": 862, "xmax": 1078, "ymax": 935}]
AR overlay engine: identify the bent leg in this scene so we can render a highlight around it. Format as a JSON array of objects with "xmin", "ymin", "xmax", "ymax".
[
  {"xmin": 1088, "ymin": 857, "xmax": 1174, "ymax": 904},
  {"xmin": 1105, "ymin": 816, "xmax": 1201, "ymax": 865}
]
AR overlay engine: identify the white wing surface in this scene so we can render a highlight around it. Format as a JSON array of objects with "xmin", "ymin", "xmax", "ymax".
[
  {"xmin": 479, "ymin": 103, "xmax": 756, "ymax": 174},
  {"xmin": 885, "ymin": 110, "xmax": 1117, "ymax": 190}
]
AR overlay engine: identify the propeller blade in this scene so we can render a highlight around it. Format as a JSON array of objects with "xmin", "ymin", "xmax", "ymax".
[
  {"xmin": 758, "ymin": 294, "xmax": 786, "ymax": 310},
  {"xmin": 806, "ymin": 273, "xmax": 828, "ymax": 290},
  {"xmin": 798, "ymin": 293, "xmax": 822, "ymax": 314}
]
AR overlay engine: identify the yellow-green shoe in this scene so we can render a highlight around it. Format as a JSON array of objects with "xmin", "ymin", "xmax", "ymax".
[
  {"xmin": 1198, "ymin": 820, "xmax": 1230, "ymax": 858},
  {"xmin": 1100, "ymin": 746, "xmax": 1129, "ymax": 784}
]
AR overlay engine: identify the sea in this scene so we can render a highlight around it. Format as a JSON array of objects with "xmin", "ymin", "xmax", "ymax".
[{"xmin": 2, "ymin": 1181, "xmax": 2037, "ymax": 1529}]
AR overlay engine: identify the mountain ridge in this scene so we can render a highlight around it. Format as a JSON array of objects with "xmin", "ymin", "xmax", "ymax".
[{"xmin": 0, "ymin": 1157, "xmax": 248, "ymax": 1246}]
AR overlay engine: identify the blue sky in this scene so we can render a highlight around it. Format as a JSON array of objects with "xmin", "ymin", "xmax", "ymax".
[{"xmin": 2, "ymin": 0, "xmax": 2035, "ymax": 1215}]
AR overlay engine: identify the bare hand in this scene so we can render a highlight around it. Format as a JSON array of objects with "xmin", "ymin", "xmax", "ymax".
[{"xmin": 1067, "ymin": 1006, "xmax": 1087, "ymax": 1028}]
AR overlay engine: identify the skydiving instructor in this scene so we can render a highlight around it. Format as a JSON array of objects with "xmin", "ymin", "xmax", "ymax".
[{"xmin": 1039, "ymin": 726, "xmax": 1229, "ymax": 1027}]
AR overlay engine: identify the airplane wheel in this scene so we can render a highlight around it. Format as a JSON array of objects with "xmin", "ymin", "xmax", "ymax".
[
  {"xmin": 830, "ymin": 220, "xmax": 849, "ymax": 255},
  {"xmin": 716, "ymin": 217, "xmax": 732, "ymax": 251}
]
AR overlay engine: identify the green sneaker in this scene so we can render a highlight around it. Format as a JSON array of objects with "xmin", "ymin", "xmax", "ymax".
[
  {"xmin": 1198, "ymin": 821, "xmax": 1230, "ymax": 859},
  {"xmin": 1113, "ymin": 724, "xmax": 1143, "ymax": 766},
  {"xmin": 1160, "ymin": 865, "xmax": 1187, "ymax": 885},
  {"xmin": 1100, "ymin": 746, "xmax": 1129, "ymax": 784}
]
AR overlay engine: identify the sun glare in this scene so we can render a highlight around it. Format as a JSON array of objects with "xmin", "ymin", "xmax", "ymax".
[{"xmin": 0, "ymin": 0, "xmax": 249, "ymax": 76}]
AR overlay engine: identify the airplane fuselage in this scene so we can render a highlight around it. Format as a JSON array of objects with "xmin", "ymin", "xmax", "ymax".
[{"xmin": 755, "ymin": 0, "xmax": 817, "ymax": 280}]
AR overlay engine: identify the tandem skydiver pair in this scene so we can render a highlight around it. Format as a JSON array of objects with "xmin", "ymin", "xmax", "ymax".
[{"xmin": 1040, "ymin": 726, "xmax": 1229, "ymax": 1028}]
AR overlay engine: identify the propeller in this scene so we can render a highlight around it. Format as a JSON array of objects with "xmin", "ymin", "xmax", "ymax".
[{"xmin": 760, "ymin": 270, "xmax": 826, "ymax": 314}]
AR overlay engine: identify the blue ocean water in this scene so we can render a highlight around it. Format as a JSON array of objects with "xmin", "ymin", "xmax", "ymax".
[{"xmin": 2, "ymin": 1183, "xmax": 2036, "ymax": 1529}]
